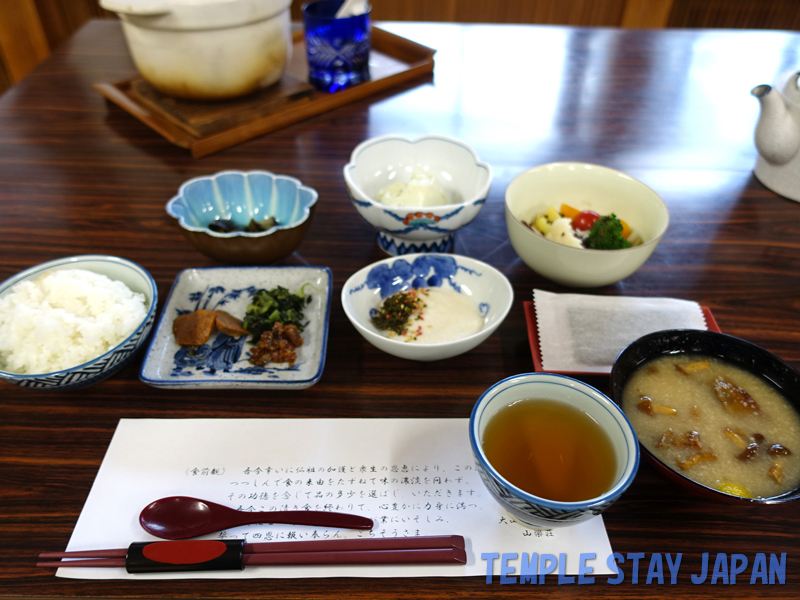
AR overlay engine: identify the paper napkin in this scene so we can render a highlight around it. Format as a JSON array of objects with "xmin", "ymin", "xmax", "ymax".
[{"xmin": 533, "ymin": 289, "xmax": 708, "ymax": 373}]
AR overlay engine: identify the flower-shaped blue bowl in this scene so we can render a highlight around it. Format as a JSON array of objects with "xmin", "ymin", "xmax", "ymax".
[
  {"xmin": 167, "ymin": 170, "xmax": 318, "ymax": 265},
  {"xmin": 470, "ymin": 373, "xmax": 640, "ymax": 528}
]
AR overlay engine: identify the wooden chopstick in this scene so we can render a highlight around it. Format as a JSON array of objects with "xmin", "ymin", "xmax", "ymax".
[
  {"xmin": 38, "ymin": 547, "xmax": 466, "ymax": 568},
  {"xmin": 243, "ymin": 547, "xmax": 466, "ymax": 566},
  {"xmin": 244, "ymin": 535, "xmax": 465, "ymax": 554},
  {"xmin": 39, "ymin": 535, "xmax": 464, "ymax": 559}
]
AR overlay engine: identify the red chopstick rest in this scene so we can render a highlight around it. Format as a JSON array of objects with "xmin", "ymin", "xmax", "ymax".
[{"xmin": 126, "ymin": 540, "xmax": 245, "ymax": 573}]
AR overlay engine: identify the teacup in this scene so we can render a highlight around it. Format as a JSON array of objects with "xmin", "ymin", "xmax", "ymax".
[{"xmin": 469, "ymin": 373, "xmax": 639, "ymax": 528}]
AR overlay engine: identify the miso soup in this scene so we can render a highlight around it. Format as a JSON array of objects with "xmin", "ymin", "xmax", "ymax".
[{"xmin": 622, "ymin": 354, "xmax": 800, "ymax": 499}]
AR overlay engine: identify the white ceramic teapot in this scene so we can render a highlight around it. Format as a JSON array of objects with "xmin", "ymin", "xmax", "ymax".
[
  {"xmin": 100, "ymin": 0, "xmax": 292, "ymax": 100},
  {"xmin": 752, "ymin": 72, "xmax": 800, "ymax": 202}
]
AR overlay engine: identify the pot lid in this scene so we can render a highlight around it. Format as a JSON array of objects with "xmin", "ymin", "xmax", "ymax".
[{"xmin": 100, "ymin": 0, "xmax": 291, "ymax": 29}]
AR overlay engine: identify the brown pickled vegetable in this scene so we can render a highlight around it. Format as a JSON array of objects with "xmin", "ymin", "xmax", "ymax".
[
  {"xmin": 173, "ymin": 310, "xmax": 217, "ymax": 347},
  {"xmin": 215, "ymin": 310, "xmax": 250, "ymax": 337},
  {"xmin": 249, "ymin": 322, "xmax": 304, "ymax": 367},
  {"xmin": 173, "ymin": 309, "xmax": 250, "ymax": 347}
]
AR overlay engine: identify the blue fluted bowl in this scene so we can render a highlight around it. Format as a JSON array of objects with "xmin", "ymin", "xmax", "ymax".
[
  {"xmin": 343, "ymin": 135, "xmax": 492, "ymax": 255},
  {"xmin": 167, "ymin": 170, "xmax": 318, "ymax": 265},
  {"xmin": 0, "ymin": 255, "xmax": 157, "ymax": 390},
  {"xmin": 470, "ymin": 373, "xmax": 639, "ymax": 528}
]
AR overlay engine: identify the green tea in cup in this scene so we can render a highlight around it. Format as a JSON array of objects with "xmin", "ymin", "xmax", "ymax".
[{"xmin": 481, "ymin": 398, "xmax": 617, "ymax": 502}]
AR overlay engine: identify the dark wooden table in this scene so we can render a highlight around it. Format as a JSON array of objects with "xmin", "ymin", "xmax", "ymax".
[{"xmin": 2, "ymin": 19, "xmax": 799, "ymax": 599}]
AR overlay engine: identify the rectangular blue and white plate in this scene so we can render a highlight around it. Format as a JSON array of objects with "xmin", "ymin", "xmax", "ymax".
[{"xmin": 140, "ymin": 266, "xmax": 331, "ymax": 389}]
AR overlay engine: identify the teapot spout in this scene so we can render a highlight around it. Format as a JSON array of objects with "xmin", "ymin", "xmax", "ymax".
[{"xmin": 752, "ymin": 81, "xmax": 800, "ymax": 165}]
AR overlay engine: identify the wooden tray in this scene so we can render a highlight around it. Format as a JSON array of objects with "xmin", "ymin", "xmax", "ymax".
[{"xmin": 94, "ymin": 27, "xmax": 435, "ymax": 158}]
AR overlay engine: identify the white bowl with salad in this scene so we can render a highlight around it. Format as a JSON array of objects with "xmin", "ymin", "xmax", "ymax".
[{"xmin": 505, "ymin": 162, "xmax": 669, "ymax": 288}]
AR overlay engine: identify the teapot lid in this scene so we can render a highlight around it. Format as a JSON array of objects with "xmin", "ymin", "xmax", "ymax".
[{"xmin": 100, "ymin": 0, "xmax": 291, "ymax": 30}]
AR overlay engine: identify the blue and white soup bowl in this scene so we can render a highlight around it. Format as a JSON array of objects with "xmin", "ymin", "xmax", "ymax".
[
  {"xmin": 341, "ymin": 253, "xmax": 513, "ymax": 361},
  {"xmin": 343, "ymin": 134, "xmax": 492, "ymax": 255},
  {"xmin": 470, "ymin": 373, "xmax": 640, "ymax": 528}
]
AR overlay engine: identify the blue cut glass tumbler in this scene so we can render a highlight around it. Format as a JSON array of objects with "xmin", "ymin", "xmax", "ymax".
[{"xmin": 302, "ymin": 0, "xmax": 371, "ymax": 93}]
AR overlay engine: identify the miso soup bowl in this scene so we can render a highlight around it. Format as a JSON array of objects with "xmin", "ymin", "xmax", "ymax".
[
  {"xmin": 470, "ymin": 373, "xmax": 639, "ymax": 528},
  {"xmin": 611, "ymin": 329, "xmax": 800, "ymax": 504}
]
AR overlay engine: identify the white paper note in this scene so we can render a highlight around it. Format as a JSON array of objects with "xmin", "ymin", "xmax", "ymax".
[
  {"xmin": 534, "ymin": 289, "xmax": 708, "ymax": 373},
  {"xmin": 58, "ymin": 418, "xmax": 614, "ymax": 579}
]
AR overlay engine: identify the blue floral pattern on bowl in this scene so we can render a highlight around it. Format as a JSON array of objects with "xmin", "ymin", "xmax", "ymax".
[
  {"xmin": 140, "ymin": 266, "xmax": 331, "ymax": 389},
  {"xmin": 341, "ymin": 253, "xmax": 512, "ymax": 361},
  {"xmin": 362, "ymin": 255, "xmax": 491, "ymax": 321}
]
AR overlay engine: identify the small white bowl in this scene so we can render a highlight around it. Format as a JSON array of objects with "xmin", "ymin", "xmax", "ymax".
[
  {"xmin": 0, "ymin": 255, "xmax": 157, "ymax": 390},
  {"xmin": 341, "ymin": 253, "xmax": 513, "ymax": 361},
  {"xmin": 343, "ymin": 134, "xmax": 492, "ymax": 255},
  {"xmin": 470, "ymin": 373, "xmax": 640, "ymax": 528},
  {"xmin": 505, "ymin": 162, "xmax": 669, "ymax": 287}
]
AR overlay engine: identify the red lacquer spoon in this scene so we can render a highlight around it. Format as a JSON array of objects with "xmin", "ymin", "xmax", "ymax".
[{"xmin": 140, "ymin": 496, "xmax": 374, "ymax": 540}]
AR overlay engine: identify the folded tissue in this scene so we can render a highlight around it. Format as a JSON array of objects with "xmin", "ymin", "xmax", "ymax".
[{"xmin": 533, "ymin": 289, "xmax": 708, "ymax": 374}]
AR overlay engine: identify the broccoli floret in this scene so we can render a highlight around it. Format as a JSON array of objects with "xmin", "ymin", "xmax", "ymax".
[{"xmin": 584, "ymin": 214, "xmax": 631, "ymax": 250}]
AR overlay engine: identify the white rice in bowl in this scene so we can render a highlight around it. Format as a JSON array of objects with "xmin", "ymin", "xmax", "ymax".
[{"xmin": 0, "ymin": 268, "xmax": 147, "ymax": 374}]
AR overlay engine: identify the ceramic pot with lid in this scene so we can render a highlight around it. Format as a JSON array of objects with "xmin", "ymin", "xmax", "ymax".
[{"xmin": 101, "ymin": 0, "xmax": 293, "ymax": 100}]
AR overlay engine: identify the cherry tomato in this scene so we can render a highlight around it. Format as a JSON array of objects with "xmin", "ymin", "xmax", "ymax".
[{"xmin": 571, "ymin": 210, "xmax": 600, "ymax": 231}]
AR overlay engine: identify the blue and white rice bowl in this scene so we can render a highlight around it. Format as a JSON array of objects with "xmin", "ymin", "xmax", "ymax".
[
  {"xmin": 343, "ymin": 134, "xmax": 492, "ymax": 255},
  {"xmin": 341, "ymin": 253, "xmax": 513, "ymax": 361},
  {"xmin": 0, "ymin": 255, "xmax": 157, "ymax": 390},
  {"xmin": 470, "ymin": 373, "xmax": 640, "ymax": 528}
]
